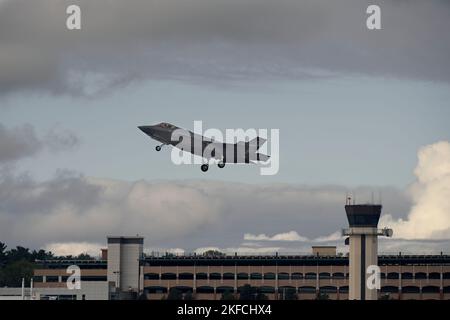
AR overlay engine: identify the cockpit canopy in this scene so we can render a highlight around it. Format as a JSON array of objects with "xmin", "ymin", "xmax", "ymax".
[{"xmin": 158, "ymin": 122, "xmax": 175, "ymax": 129}]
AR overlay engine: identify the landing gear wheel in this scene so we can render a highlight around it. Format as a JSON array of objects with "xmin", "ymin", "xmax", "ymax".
[
  {"xmin": 201, "ymin": 164, "xmax": 209, "ymax": 172},
  {"xmin": 218, "ymin": 162, "xmax": 225, "ymax": 169},
  {"xmin": 155, "ymin": 145, "xmax": 162, "ymax": 152}
]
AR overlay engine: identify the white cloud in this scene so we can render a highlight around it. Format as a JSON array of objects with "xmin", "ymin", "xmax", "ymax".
[
  {"xmin": 145, "ymin": 247, "xmax": 185, "ymax": 256},
  {"xmin": 2, "ymin": 141, "xmax": 449, "ymax": 253},
  {"xmin": 194, "ymin": 246, "xmax": 282, "ymax": 255},
  {"xmin": 380, "ymin": 141, "xmax": 450, "ymax": 240},
  {"xmin": 44, "ymin": 242, "xmax": 103, "ymax": 257},
  {"xmin": 312, "ymin": 231, "xmax": 343, "ymax": 242},
  {"xmin": 244, "ymin": 231, "xmax": 308, "ymax": 242}
]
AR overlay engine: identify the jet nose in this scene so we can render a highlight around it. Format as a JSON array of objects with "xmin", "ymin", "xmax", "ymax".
[{"xmin": 138, "ymin": 125, "xmax": 153, "ymax": 135}]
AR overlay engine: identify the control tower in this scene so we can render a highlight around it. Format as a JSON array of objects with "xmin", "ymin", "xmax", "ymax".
[{"xmin": 343, "ymin": 201, "xmax": 393, "ymax": 300}]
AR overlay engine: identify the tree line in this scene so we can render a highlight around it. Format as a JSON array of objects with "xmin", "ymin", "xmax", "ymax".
[{"xmin": 0, "ymin": 241, "xmax": 95, "ymax": 287}]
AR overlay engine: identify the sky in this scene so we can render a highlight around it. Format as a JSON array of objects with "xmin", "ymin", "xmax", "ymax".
[{"xmin": 0, "ymin": 0, "xmax": 450, "ymax": 256}]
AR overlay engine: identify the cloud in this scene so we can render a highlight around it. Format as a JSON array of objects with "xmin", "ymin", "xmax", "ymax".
[
  {"xmin": 0, "ymin": 123, "xmax": 79, "ymax": 164},
  {"xmin": 194, "ymin": 246, "xmax": 283, "ymax": 255},
  {"xmin": 380, "ymin": 141, "xmax": 450, "ymax": 240},
  {"xmin": 1, "ymin": 0, "xmax": 449, "ymax": 97},
  {"xmin": 0, "ymin": 123, "xmax": 42, "ymax": 163},
  {"xmin": 312, "ymin": 231, "xmax": 343, "ymax": 242},
  {"xmin": 2, "ymin": 141, "xmax": 448, "ymax": 253},
  {"xmin": 43, "ymin": 126, "xmax": 80, "ymax": 153},
  {"xmin": 44, "ymin": 242, "xmax": 103, "ymax": 257},
  {"xmin": 0, "ymin": 171, "xmax": 410, "ymax": 251},
  {"xmin": 244, "ymin": 231, "xmax": 308, "ymax": 241}
]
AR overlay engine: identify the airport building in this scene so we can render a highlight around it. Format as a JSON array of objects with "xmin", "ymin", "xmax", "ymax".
[
  {"xmin": 1, "ymin": 205, "xmax": 448, "ymax": 300},
  {"xmin": 24, "ymin": 241, "xmax": 450, "ymax": 300}
]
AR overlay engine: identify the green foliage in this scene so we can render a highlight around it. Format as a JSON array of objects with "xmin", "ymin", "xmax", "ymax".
[
  {"xmin": 202, "ymin": 250, "xmax": 226, "ymax": 257},
  {"xmin": 0, "ymin": 240, "xmax": 66, "ymax": 287},
  {"xmin": 0, "ymin": 260, "xmax": 34, "ymax": 287},
  {"xmin": 221, "ymin": 290, "xmax": 236, "ymax": 300},
  {"xmin": 166, "ymin": 288, "xmax": 183, "ymax": 300}
]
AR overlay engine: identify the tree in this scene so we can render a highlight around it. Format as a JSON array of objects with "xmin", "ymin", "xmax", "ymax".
[
  {"xmin": 1, "ymin": 260, "xmax": 34, "ymax": 287},
  {"xmin": 221, "ymin": 290, "xmax": 236, "ymax": 300},
  {"xmin": 202, "ymin": 250, "xmax": 226, "ymax": 257},
  {"xmin": 8, "ymin": 246, "xmax": 31, "ymax": 262},
  {"xmin": 0, "ymin": 241, "xmax": 62, "ymax": 287},
  {"xmin": 0, "ymin": 242, "xmax": 7, "ymax": 260},
  {"xmin": 167, "ymin": 288, "xmax": 183, "ymax": 300},
  {"xmin": 183, "ymin": 291, "xmax": 195, "ymax": 300},
  {"xmin": 31, "ymin": 249, "xmax": 54, "ymax": 261}
]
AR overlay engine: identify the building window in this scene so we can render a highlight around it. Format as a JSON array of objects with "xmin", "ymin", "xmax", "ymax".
[
  {"xmin": 429, "ymin": 273, "xmax": 440, "ymax": 280},
  {"xmin": 173, "ymin": 286, "xmax": 193, "ymax": 294},
  {"xmin": 339, "ymin": 286, "xmax": 349, "ymax": 294},
  {"xmin": 422, "ymin": 286, "xmax": 440, "ymax": 294},
  {"xmin": 291, "ymin": 273, "xmax": 303, "ymax": 280},
  {"xmin": 196, "ymin": 286, "xmax": 214, "ymax": 294},
  {"xmin": 332, "ymin": 273, "xmax": 345, "ymax": 280},
  {"xmin": 320, "ymin": 286, "xmax": 337, "ymax": 294},
  {"xmin": 250, "ymin": 273, "xmax": 262, "ymax": 280},
  {"xmin": 278, "ymin": 273, "xmax": 289, "ymax": 280},
  {"xmin": 319, "ymin": 273, "xmax": 331, "ymax": 279},
  {"xmin": 298, "ymin": 286, "xmax": 316, "ymax": 294},
  {"xmin": 223, "ymin": 273, "xmax": 235, "ymax": 280},
  {"xmin": 387, "ymin": 273, "xmax": 399, "ymax": 280},
  {"xmin": 237, "ymin": 273, "xmax": 249, "ymax": 280},
  {"xmin": 264, "ymin": 273, "xmax": 275, "ymax": 280},
  {"xmin": 144, "ymin": 273, "xmax": 159, "ymax": 280},
  {"xmin": 402, "ymin": 273, "xmax": 413, "ymax": 280},
  {"xmin": 46, "ymin": 276, "xmax": 59, "ymax": 282},
  {"xmin": 210, "ymin": 273, "xmax": 221, "ymax": 280},
  {"xmin": 305, "ymin": 273, "xmax": 316, "ymax": 280},
  {"xmin": 259, "ymin": 286, "xmax": 275, "ymax": 294},
  {"xmin": 161, "ymin": 273, "xmax": 176, "ymax": 280},
  {"xmin": 145, "ymin": 286, "xmax": 167, "ymax": 294},
  {"xmin": 415, "ymin": 272, "xmax": 427, "ymax": 280},
  {"xmin": 80, "ymin": 276, "xmax": 107, "ymax": 281},
  {"xmin": 196, "ymin": 273, "xmax": 207, "ymax": 280},
  {"xmin": 381, "ymin": 286, "xmax": 399, "ymax": 293},
  {"xmin": 402, "ymin": 286, "xmax": 420, "ymax": 293},
  {"xmin": 179, "ymin": 273, "xmax": 194, "ymax": 280},
  {"xmin": 217, "ymin": 286, "xmax": 234, "ymax": 294}
]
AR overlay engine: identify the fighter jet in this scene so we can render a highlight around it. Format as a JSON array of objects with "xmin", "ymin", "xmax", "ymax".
[{"xmin": 138, "ymin": 122, "xmax": 270, "ymax": 172}]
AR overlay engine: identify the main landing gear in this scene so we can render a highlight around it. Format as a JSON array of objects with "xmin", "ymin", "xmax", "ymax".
[{"xmin": 200, "ymin": 162, "xmax": 225, "ymax": 172}]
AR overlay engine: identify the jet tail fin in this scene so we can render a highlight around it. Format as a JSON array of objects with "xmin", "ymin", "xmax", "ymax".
[
  {"xmin": 246, "ymin": 136, "xmax": 267, "ymax": 149},
  {"xmin": 255, "ymin": 153, "xmax": 270, "ymax": 162}
]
